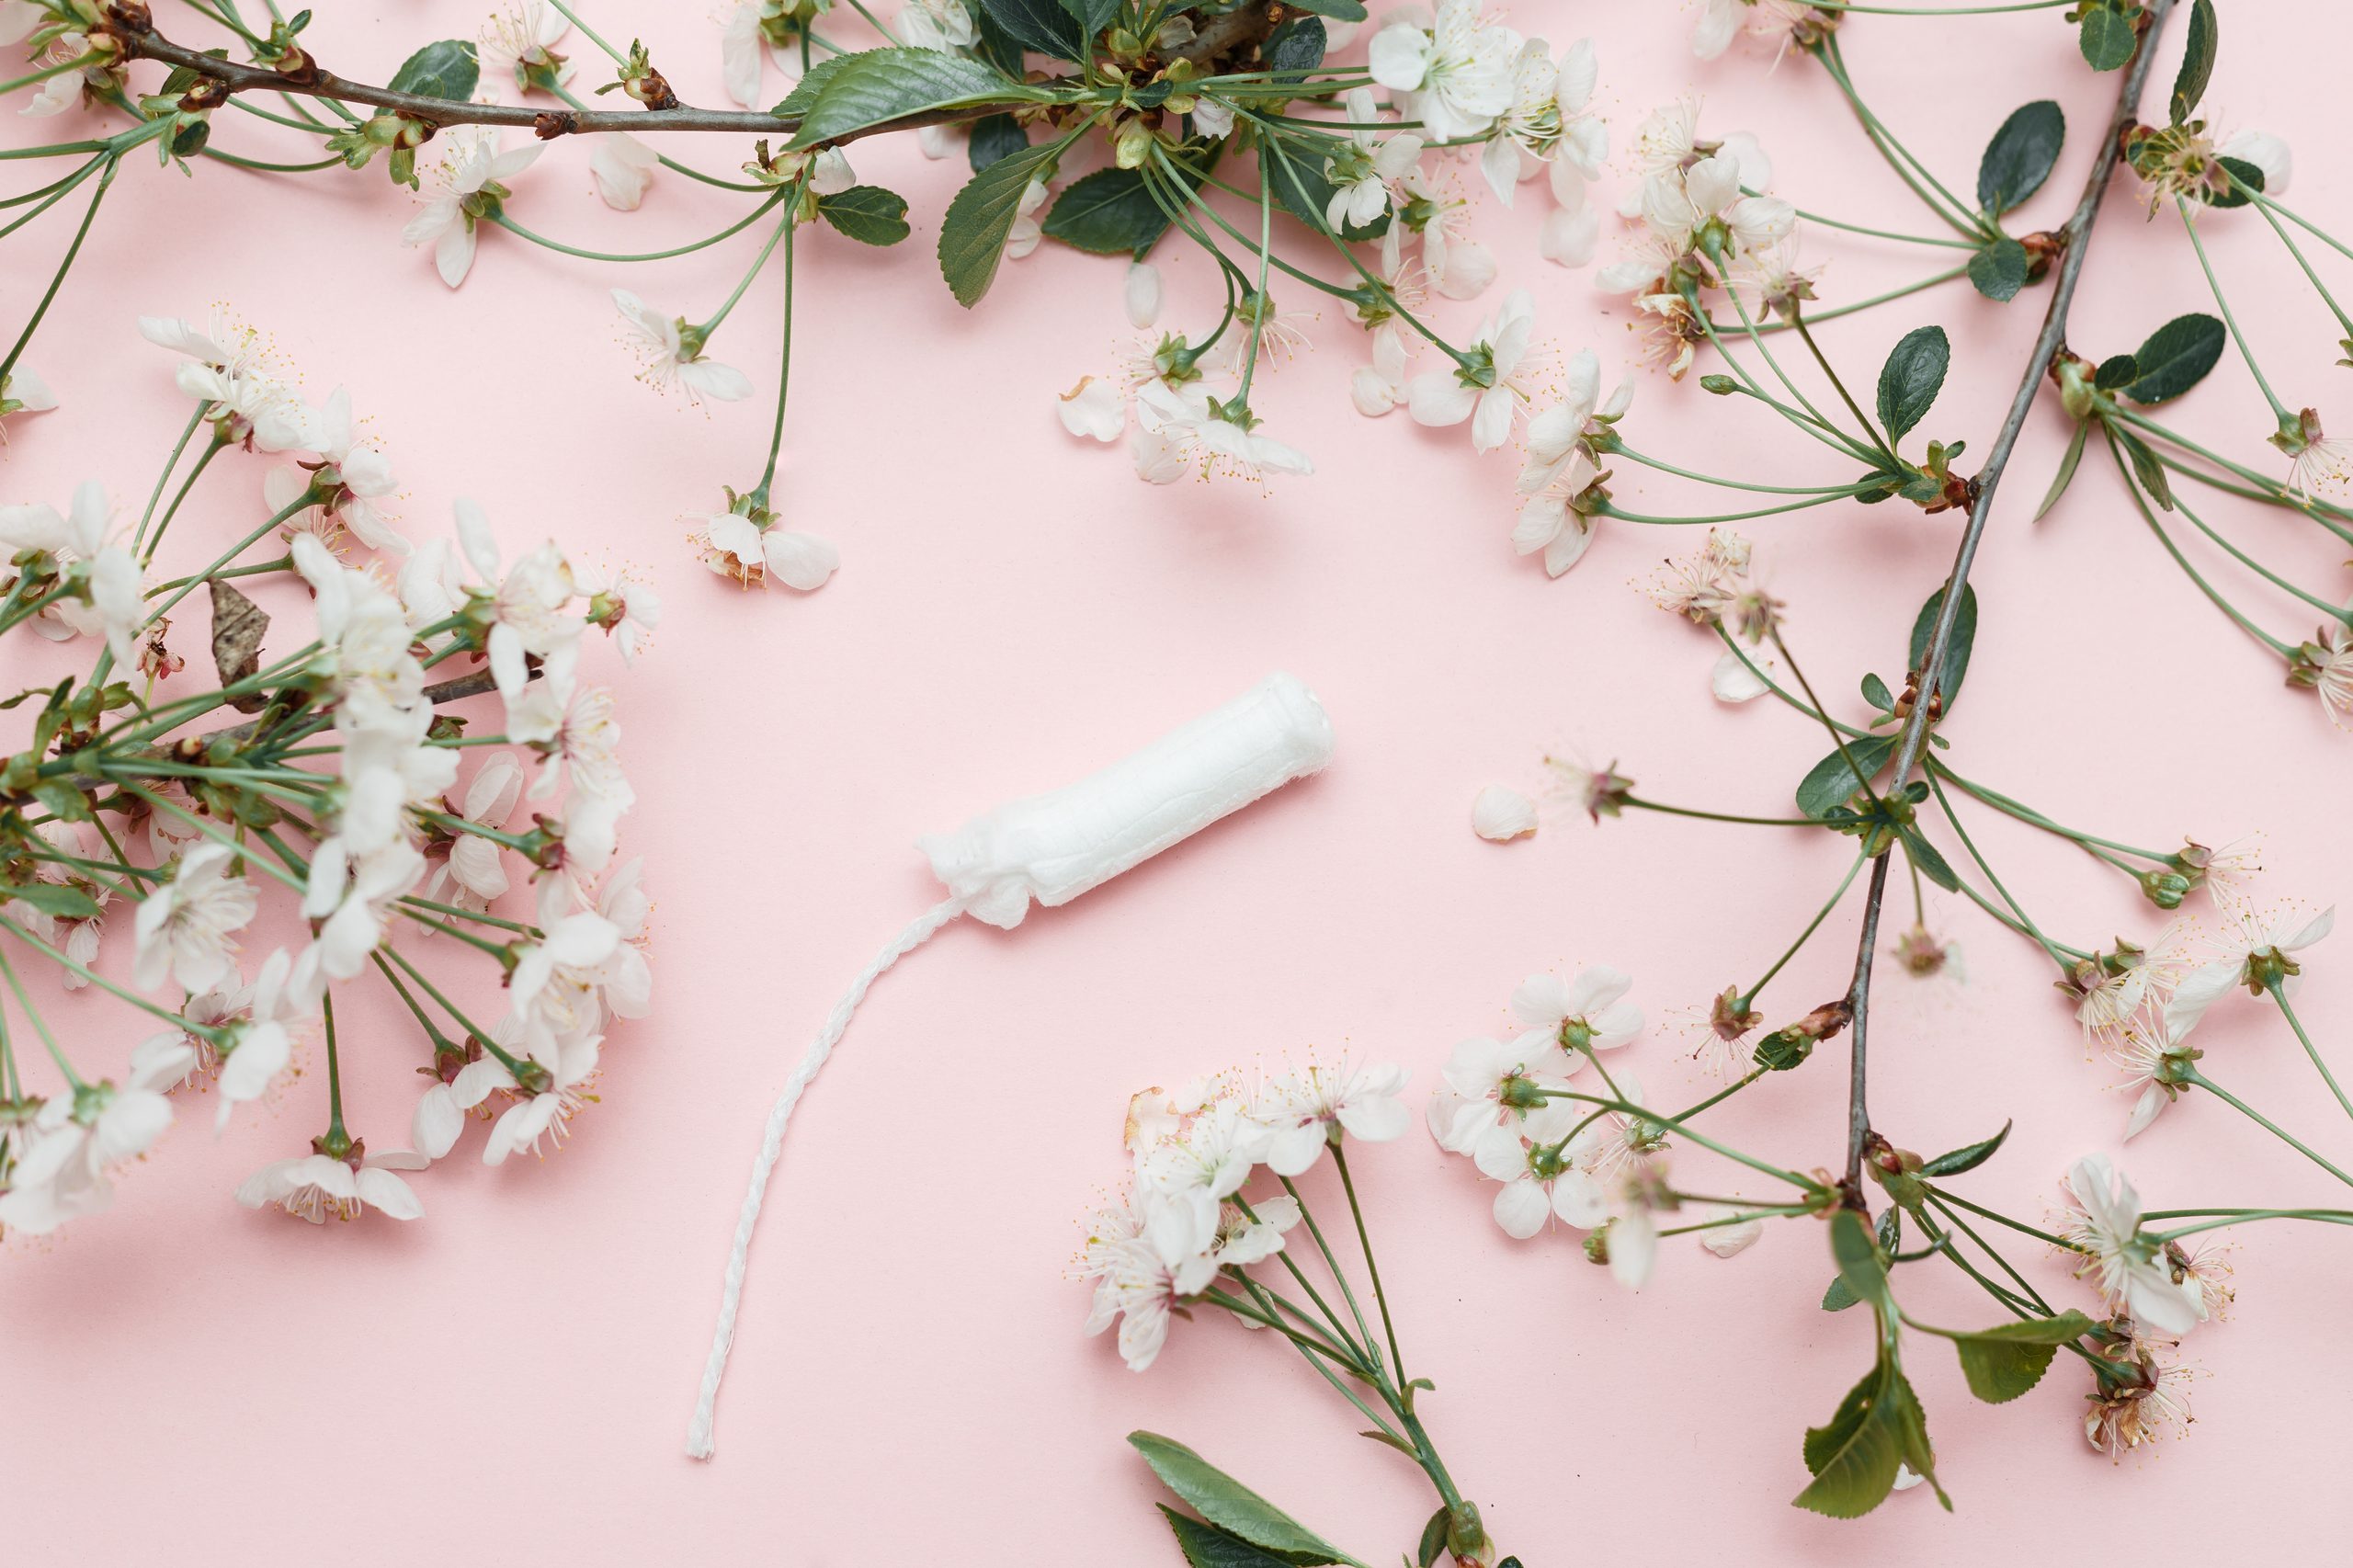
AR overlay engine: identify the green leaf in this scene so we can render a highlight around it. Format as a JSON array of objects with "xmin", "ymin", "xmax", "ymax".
[
  {"xmin": 2171, "ymin": 0, "xmax": 2217, "ymax": 126},
  {"xmin": 1281, "ymin": 0, "xmax": 1368, "ymax": 17},
  {"xmin": 1416, "ymin": 1506, "xmax": 1450, "ymax": 1568},
  {"xmin": 2078, "ymin": 6, "xmax": 2136, "ymax": 71},
  {"xmin": 1966, "ymin": 236, "xmax": 2029, "ymax": 301},
  {"xmin": 772, "ymin": 52, "xmax": 858, "ymax": 117},
  {"xmin": 1057, "ymin": 0, "xmax": 1120, "ymax": 38},
  {"xmin": 1875, "ymin": 325, "xmax": 1949, "ymax": 443},
  {"xmin": 1158, "ymin": 1507, "xmax": 1317, "ymax": 1568},
  {"xmin": 2117, "ymin": 425, "xmax": 2174, "ymax": 509},
  {"xmin": 1899, "ymin": 827, "xmax": 1961, "ymax": 893},
  {"xmin": 2093, "ymin": 353, "xmax": 2140, "ymax": 390},
  {"xmin": 1794, "ymin": 1359, "xmax": 1905, "ymax": 1517},
  {"xmin": 937, "ymin": 137, "xmax": 1063, "ymax": 307},
  {"xmin": 967, "ymin": 112, "xmax": 1029, "ymax": 171},
  {"xmin": 1949, "ymin": 1311, "xmax": 2097, "ymax": 1403},
  {"xmin": 385, "ymin": 39, "xmax": 479, "ymax": 101},
  {"xmin": 1796, "ymin": 734, "xmax": 1896, "ymax": 820},
  {"xmin": 1043, "ymin": 165, "xmax": 1186, "ymax": 258},
  {"xmin": 2123, "ymin": 312, "xmax": 2225, "ymax": 404},
  {"xmin": 977, "ymin": 0, "xmax": 1087, "ymax": 60},
  {"xmin": 2035, "ymin": 420, "xmax": 2089, "ymax": 521},
  {"xmin": 1828, "ymin": 1209, "xmax": 1892, "ymax": 1312},
  {"xmin": 1885, "ymin": 1367, "xmax": 1951, "ymax": 1511},
  {"xmin": 2205, "ymin": 153, "xmax": 2263, "ymax": 208},
  {"xmin": 1130, "ymin": 1434, "xmax": 1347, "ymax": 1562},
  {"xmin": 1860, "ymin": 672, "xmax": 1894, "ymax": 711},
  {"xmin": 972, "ymin": 6, "xmax": 1029, "ymax": 75},
  {"xmin": 1822, "ymin": 1208, "xmax": 1899, "ymax": 1312},
  {"xmin": 1975, "ymin": 100, "xmax": 2063, "ymax": 215},
  {"xmin": 1266, "ymin": 16, "xmax": 1327, "ymax": 75},
  {"xmin": 783, "ymin": 48, "xmax": 1040, "ymax": 150},
  {"xmin": 1907, "ymin": 582, "xmax": 1978, "ymax": 711},
  {"xmin": 817, "ymin": 184, "xmax": 911, "ymax": 245},
  {"xmin": 3, "ymin": 881, "xmax": 101, "ymax": 919},
  {"xmin": 1922, "ymin": 1118, "xmax": 2012, "ymax": 1176},
  {"xmin": 1263, "ymin": 131, "xmax": 1389, "ymax": 242}
]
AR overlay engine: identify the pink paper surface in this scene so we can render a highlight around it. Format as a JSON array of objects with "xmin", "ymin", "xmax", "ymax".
[{"xmin": 3, "ymin": 4, "xmax": 2347, "ymax": 1563}]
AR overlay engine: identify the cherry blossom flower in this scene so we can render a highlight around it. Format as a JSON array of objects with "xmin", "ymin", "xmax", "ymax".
[
  {"xmin": 0, "ymin": 479, "xmax": 143, "ymax": 665},
  {"xmin": 0, "ymin": 1040, "xmax": 189, "ymax": 1235},
  {"xmin": 131, "ymin": 843, "xmax": 257, "ymax": 994},
  {"xmin": 699, "ymin": 507, "xmax": 839, "ymax": 590},
  {"xmin": 1080, "ymin": 1187, "xmax": 1218, "ymax": 1371},
  {"xmin": 480, "ymin": 1029, "xmax": 605, "ymax": 1164},
  {"xmin": 1643, "ymin": 152, "xmax": 1795, "ymax": 261},
  {"xmin": 216, "ymin": 949, "xmax": 305, "ymax": 1129},
  {"xmin": 1245, "ymin": 1059, "xmax": 1410, "ymax": 1176},
  {"xmin": 1132, "ymin": 381, "xmax": 1313, "ymax": 485},
  {"xmin": 1511, "ymin": 967, "xmax": 1643, "ymax": 1062},
  {"xmin": 2165, "ymin": 903, "xmax": 2333, "ymax": 1032},
  {"xmin": 2297, "ymin": 621, "xmax": 2353, "ymax": 724},
  {"xmin": 1474, "ymin": 1121, "xmax": 1608, "ymax": 1238},
  {"xmin": 237, "ymin": 1145, "xmax": 426, "ymax": 1222},
  {"xmin": 1428, "ymin": 1033, "xmax": 1579, "ymax": 1153},
  {"xmin": 2084, "ymin": 1339, "xmax": 2195, "ymax": 1458},
  {"xmin": 456, "ymin": 499, "xmax": 581, "ymax": 715},
  {"xmin": 1324, "ymin": 88, "xmax": 1423, "ymax": 230},
  {"xmin": 1408, "ymin": 288, "xmax": 1541, "ymax": 453},
  {"xmin": 0, "ymin": 362, "xmax": 56, "ymax": 436},
  {"xmin": 1366, "ymin": 0, "xmax": 1517, "ymax": 142},
  {"xmin": 613, "ymin": 290, "xmax": 755, "ymax": 404},
  {"xmin": 403, "ymin": 131, "xmax": 540, "ymax": 289},
  {"xmin": 479, "ymin": 1, "xmax": 571, "ymax": 92},
  {"xmin": 2273, "ymin": 407, "xmax": 2351, "ymax": 499},
  {"xmin": 2058, "ymin": 1154, "xmax": 2202, "ymax": 1335}
]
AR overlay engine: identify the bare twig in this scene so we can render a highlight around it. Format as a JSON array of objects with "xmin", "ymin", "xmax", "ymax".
[{"xmin": 1836, "ymin": 0, "xmax": 2179, "ymax": 1201}]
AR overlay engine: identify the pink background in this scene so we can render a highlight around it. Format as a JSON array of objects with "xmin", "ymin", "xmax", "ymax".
[{"xmin": 4, "ymin": 3, "xmax": 2348, "ymax": 1562}]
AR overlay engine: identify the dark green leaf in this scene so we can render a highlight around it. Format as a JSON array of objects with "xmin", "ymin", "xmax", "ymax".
[
  {"xmin": 1794, "ymin": 1358, "xmax": 1904, "ymax": 1517},
  {"xmin": 2117, "ymin": 426, "xmax": 2174, "ymax": 509},
  {"xmin": 385, "ymin": 39, "xmax": 479, "ymax": 101},
  {"xmin": 1949, "ymin": 1311, "xmax": 2096, "ymax": 1403},
  {"xmin": 1057, "ymin": 0, "xmax": 1120, "ymax": 39},
  {"xmin": 1885, "ymin": 1367, "xmax": 1951, "ymax": 1511},
  {"xmin": 2094, "ymin": 353, "xmax": 2140, "ymax": 390},
  {"xmin": 1899, "ymin": 827, "xmax": 1961, "ymax": 892},
  {"xmin": 1042, "ymin": 165, "xmax": 1188, "ymax": 257},
  {"xmin": 2078, "ymin": 6, "xmax": 2136, "ymax": 71},
  {"xmin": 1266, "ymin": 16, "xmax": 1327, "ymax": 75},
  {"xmin": 972, "ymin": 6, "xmax": 1029, "ymax": 74},
  {"xmin": 1130, "ymin": 1434, "xmax": 1347, "ymax": 1562},
  {"xmin": 1967, "ymin": 236, "xmax": 2029, "ymax": 301},
  {"xmin": 937, "ymin": 137, "xmax": 1063, "ymax": 307},
  {"xmin": 1828, "ymin": 1209, "xmax": 1891, "ymax": 1312},
  {"xmin": 1159, "ymin": 1507, "xmax": 1313, "ymax": 1568},
  {"xmin": 1875, "ymin": 325, "xmax": 1949, "ymax": 443},
  {"xmin": 2123, "ymin": 312, "xmax": 2225, "ymax": 404},
  {"xmin": 783, "ymin": 48, "xmax": 1041, "ymax": 150},
  {"xmin": 2035, "ymin": 421, "xmax": 2089, "ymax": 521},
  {"xmin": 1907, "ymin": 583, "xmax": 1978, "ymax": 711},
  {"xmin": 1263, "ymin": 131, "xmax": 1389, "ymax": 242},
  {"xmin": 1861, "ymin": 673, "xmax": 1894, "ymax": 711},
  {"xmin": 1281, "ymin": 0, "xmax": 1368, "ymax": 17},
  {"xmin": 1416, "ymin": 1506, "xmax": 1450, "ymax": 1568},
  {"xmin": 3, "ymin": 882, "xmax": 101, "ymax": 919},
  {"xmin": 772, "ymin": 52, "xmax": 858, "ymax": 117},
  {"xmin": 1975, "ymin": 100, "xmax": 2063, "ymax": 214},
  {"xmin": 1796, "ymin": 735, "xmax": 1896, "ymax": 820},
  {"xmin": 978, "ymin": 0, "xmax": 1087, "ymax": 60},
  {"xmin": 2205, "ymin": 153, "xmax": 2263, "ymax": 208},
  {"xmin": 967, "ymin": 112, "xmax": 1029, "ymax": 171},
  {"xmin": 1923, "ymin": 1118, "xmax": 2012, "ymax": 1176},
  {"xmin": 1821, "ymin": 1209, "xmax": 1898, "ymax": 1312},
  {"xmin": 2171, "ymin": 0, "xmax": 2217, "ymax": 125},
  {"xmin": 817, "ymin": 184, "xmax": 911, "ymax": 245}
]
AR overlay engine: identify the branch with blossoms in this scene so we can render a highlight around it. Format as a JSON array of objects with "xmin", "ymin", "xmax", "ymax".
[{"xmin": 0, "ymin": 312, "xmax": 654, "ymax": 1232}]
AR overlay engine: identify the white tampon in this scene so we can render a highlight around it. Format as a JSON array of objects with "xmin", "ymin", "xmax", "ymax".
[{"xmin": 686, "ymin": 673, "xmax": 1333, "ymax": 1459}]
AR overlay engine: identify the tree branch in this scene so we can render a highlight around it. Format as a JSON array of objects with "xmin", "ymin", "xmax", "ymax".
[{"xmin": 1836, "ymin": 0, "xmax": 2179, "ymax": 1201}]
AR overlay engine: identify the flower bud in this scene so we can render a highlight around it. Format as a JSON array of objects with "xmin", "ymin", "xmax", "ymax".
[{"xmin": 1699, "ymin": 373, "xmax": 1737, "ymax": 395}]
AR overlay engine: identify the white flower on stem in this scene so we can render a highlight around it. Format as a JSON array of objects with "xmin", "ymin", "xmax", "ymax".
[
  {"xmin": 1481, "ymin": 36, "xmax": 1586, "ymax": 205},
  {"xmin": 1405, "ymin": 176, "xmax": 1498, "ymax": 301},
  {"xmin": 1350, "ymin": 321, "xmax": 1412, "ymax": 417},
  {"xmin": 2298, "ymin": 621, "xmax": 2353, "ymax": 725},
  {"xmin": 428, "ymin": 750, "xmax": 526, "ymax": 912},
  {"xmin": 0, "ymin": 479, "xmax": 142, "ymax": 665},
  {"xmin": 1571, "ymin": 1070, "xmax": 1661, "ymax": 1187},
  {"xmin": 1245, "ymin": 1059, "xmax": 1410, "ymax": 1176},
  {"xmin": 719, "ymin": 0, "xmax": 789, "ymax": 109},
  {"xmin": 516, "ymin": 682, "xmax": 633, "ymax": 876},
  {"xmin": 1512, "ymin": 967, "xmax": 1642, "ymax": 1062},
  {"xmin": 2164, "ymin": 903, "xmax": 2333, "ymax": 1034},
  {"xmin": 573, "ymin": 561, "xmax": 661, "ymax": 665},
  {"xmin": 1429, "ymin": 1033, "xmax": 1576, "ymax": 1153},
  {"xmin": 402, "ymin": 130, "xmax": 540, "ymax": 289},
  {"xmin": 1472, "ymin": 1123, "xmax": 1608, "ymax": 1239},
  {"xmin": 290, "ymin": 386, "xmax": 405, "ymax": 554},
  {"xmin": 0, "ymin": 1057, "xmax": 188, "ymax": 1235},
  {"xmin": 584, "ymin": 857, "xmax": 653, "ymax": 1024},
  {"xmin": 1407, "ymin": 288, "xmax": 1540, "ymax": 453},
  {"xmin": 480, "ymin": 1029, "xmax": 605, "ymax": 1164},
  {"xmin": 215, "ymin": 949, "xmax": 304, "ymax": 1129},
  {"xmin": 19, "ymin": 30, "xmax": 109, "ymax": 118},
  {"xmin": 1210, "ymin": 1193, "xmax": 1301, "ymax": 1268},
  {"xmin": 1079, "ymin": 1187, "xmax": 1218, "ymax": 1371},
  {"xmin": 293, "ymin": 839, "xmax": 427, "ymax": 1001},
  {"xmin": 0, "ymin": 362, "xmax": 56, "ymax": 435},
  {"xmin": 480, "ymin": 1, "xmax": 572, "ymax": 92},
  {"xmin": 1366, "ymin": 0, "xmax": 1517, "ymax": 142},
  {"xmin": 896, "ymin": 0, "xmax": 976, "ymax": 51},
  {"xmin": 1124, "ymin": 261, "xmax": 1162, "ymax": 329},
  {"xmin": 1137, "ymin": 1095, "xmax": 1260, "ymax": 1223},
  {"xmin": 589, "ymin": 133, "xmax": 661, "ymax": 210},
  {"xmin": 1471, "ymin": 784, "xmax": 1537, "ymax": 841},
  {"xmin": 2064, "ymin": 927, "xmax": 2188, "ymax": 1050},
  {"xmin": 131, "ymin": 842, "xmax": 257, "ymax": 994},
  {"xmin": 1643, "ymin": 152, "xmax": 1794, "ymax": 262},
  {"xmin": 612, "ymin": 290, "xmax": 754, "ymax": 404},
  {"xmin": 2274, "ymin": 408, "xmax": 2352, "ymax": 499},
  {"xmin": 1057, "ymin": 376, "xmax": 1126, "ymax": 443},
  {"xmin": 507, "ymin": 890, "xmax": 625, "ymax": 1044},
  {"xmin": 8, "ymin": 828, "xmax": 109, "ymax": 990},
  {"xmin": 2111, "ymin": 1012, "xmax": 2197, "ymax": 1142},
  {"xmin": 1324, "ymin": 87, "xmax": 1422, "ymax": 231},
  {"xmin": 2177, "ymin": 836, "xmax": 2261, "ymax": 905},
  {"xmin": 237, "ymin": 1145, "xmax": 426, "ymax": 1223},
  {"xmin": 699, "ymin": 507, "xmax": 839, "ymax": 590},
  {"xmin": 1131, "ymin": 381, "xmax": 1313, "ymax": 485},
  {"xmin": 456, "ymin": 498, "xmax": 581, "ymax": 716},
  {"xmin": 2058, "ymin": 1154, "xmax": 2202, "ymax": 1335},
  {"xmin": 1514, "ymin": 352, "xmax": 1631, "ymax": 575}
]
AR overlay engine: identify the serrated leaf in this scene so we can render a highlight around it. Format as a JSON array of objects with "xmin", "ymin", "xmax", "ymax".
[
  {"xmin": 1130, "ymin": 1434, "xmax": 1346, "ymax": 1562},
  {"xmin": 1794, "ymin": 1359, "xmax": 1904, "ymax": 1517},
  {"xmin": 782, "ymin": 48, "xmax": 1040, "ymax": 150},
  {"xmin": 2171, "ymin": 0, "xmax": 2217, "ymax": 125},
  {"xmin": 1949, "ymin": 1311, "xmax": 2096, "ymax": 1403},
  {"xmin": 1796, "ymin": 734, "xmax": 1896, "ymax": 820},
  {"xmin": 1158, "ymin": 1507, "xmax": 1321, "ymax": 1568},
  {"xmin": 1975, "ymin": 100, "xmax": 2063, "ymax": 214},
  {"xmin": 1885, "ymin": 1367, "xmax": 1951, "ymax": 1511},
  {"xmin": 2094, "ymin": 353, "xmax": 2140, "ymax": 390},
  {"xmin": 967, "ymin": 111, "xmax": 1029, "ymax": 171},
  {"xmin": 386, "ymin": 39, "xmax": 479, "ymax": 101},
  {"xmin": 1967, "ymin": 236, "xmax": 2029, "ymax": 301},
  {"xmin": 2078, "ymin": 6, "xmax": 2135, "ymax": 71},
  {"xmin": 977, "ymin": 0, "xmax": 1088, "ymax": 60},
  {"xmin": 2035, "ymin": 420, "xmax": 2089, "ymax": 521},
  {"xmin": 1875, "ymin": 325, "xmax": 1949, "ymax": 444},
  {"xmin": 1923, "ymin": 1118, "xmax": 2012, "ymax": 1176},
  {"xmin": 1908, "ymin": 582, "xmax": 1978, "ymax": 711},
  {"xmin": 937, "ymin": 136, "xmax": 1063, "ymax": 307},
  {"xmin": 2117, "ymin": 426, "xmax": 2174, "ymax": 509},
  {"xmin": 2123, "ymin": 312, "xmax": 2225, "ymax": 404},
  {"xmin": 1266, "ymin": 16, "xmax": 1327, "ymax": 74},
  {"xmin": 818, "ymin": 184, "xmax": 911, "ymax": 244},
  {"xmin": 3, "ymin": 881, "xmax": 102, "ymax": 919},
  {"xmin": 1042, "ymin": 165, "xmax": 1188, "ymax": 258},
  {"xmin": 1263, "ymin": 130, "xmax": 1389, "ymax": 242},
  {"xmin": 772, "ymin": 52, "xmax": 858, "ymax": 117}
]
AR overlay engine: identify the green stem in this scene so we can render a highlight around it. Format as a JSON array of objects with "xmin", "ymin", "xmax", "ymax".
[{"xmin": 1744, "ymin": 851, "xmax": 1870, "ymax": 1006}]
